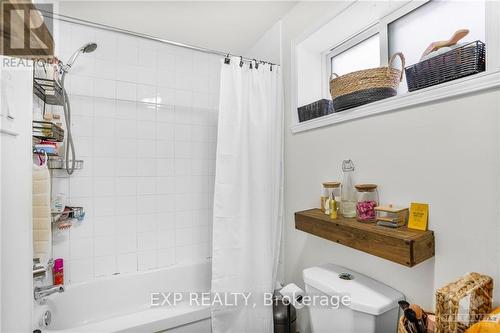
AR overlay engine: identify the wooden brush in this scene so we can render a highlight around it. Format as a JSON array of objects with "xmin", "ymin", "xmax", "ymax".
[{"xmin": 420, "ymin": 29, "xmax": 469, "ymax": 61}]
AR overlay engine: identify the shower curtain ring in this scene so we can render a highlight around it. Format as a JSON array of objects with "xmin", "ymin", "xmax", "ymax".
[
  {"xmin": 224, "ymin": 54, "xmax": 230, "ymax": 65},
  {"xmin": 239, "ymin": 56, "xmax": 244, "ymax": 68},
  {"xmin": 254, "ymin": 59, "xmax": 259, "ymax": 69}
]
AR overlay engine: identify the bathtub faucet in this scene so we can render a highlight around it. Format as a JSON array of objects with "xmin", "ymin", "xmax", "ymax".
[{"xmin": 34, "ymin": 285, "xmax": 65, "ymax": 301}]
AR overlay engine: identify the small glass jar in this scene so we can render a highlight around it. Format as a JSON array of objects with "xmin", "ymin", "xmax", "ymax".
[
  {"xmin": 355, "ymin": 184, "xmax": 379, "ymax": 222},
  {"xmin": 321, "ymin": 182, "xmax": 341, "ymax": 214}
]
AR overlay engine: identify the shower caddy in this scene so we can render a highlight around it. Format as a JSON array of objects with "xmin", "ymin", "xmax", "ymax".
[
  {"xmin": 32, "ymin": 65, "xmax": 84, "ymax": 170},
  {"xmin": 32, "ymin": 64, "xmax": 85, "ymax": 230}
]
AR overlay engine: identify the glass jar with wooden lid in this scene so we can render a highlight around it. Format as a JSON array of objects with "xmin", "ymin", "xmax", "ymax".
[
  {"xmin": 355, "ymin": 184, "xmax": 379, "ymax": 222},
  {"xmin": 321, "ymin": 182, "xmax": 341, "ymax": 213}
]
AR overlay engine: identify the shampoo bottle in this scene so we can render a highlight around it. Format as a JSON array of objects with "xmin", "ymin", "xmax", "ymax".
[{"xmin": 53, "ymin": 258, "xmax": 64, "ymax": 285}]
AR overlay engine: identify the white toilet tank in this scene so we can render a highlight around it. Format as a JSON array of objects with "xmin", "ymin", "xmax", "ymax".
[{"xmin": 303, "ymin": 264, "xmax": 403, "ymax": 333}]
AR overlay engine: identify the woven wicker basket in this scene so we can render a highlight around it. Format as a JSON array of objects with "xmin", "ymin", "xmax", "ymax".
[
  {"xmin": 435, "ymin": 272, "xmax": 493, "ymax": 333},
  {"xmin": 329, "ymin": 53, "xmax": 405, "ymax": 111},
  {"xmin": 405, "ymin": 41, "xmax": 485, "ymax": 92}
]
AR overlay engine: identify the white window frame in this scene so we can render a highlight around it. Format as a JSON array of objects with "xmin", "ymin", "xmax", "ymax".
[
  {"xmin": 292, "ymin": 0, "xmax": 500, "ymax": 133},
  {"xmin": 323, "ymin": 23, "xmax": 380, "ymax": 98},
  {"xmin": 378, "ymin": 0, "xmax": 429, "ymax": 67},
  {"xmin": 324, "ymin": 1, "xmax": 430, "ymax": 95}
]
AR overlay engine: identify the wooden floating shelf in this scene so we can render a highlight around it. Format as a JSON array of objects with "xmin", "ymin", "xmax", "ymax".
[{"xmin": 295, "ymin": 209, "xmax": 435, "ymax": 267}]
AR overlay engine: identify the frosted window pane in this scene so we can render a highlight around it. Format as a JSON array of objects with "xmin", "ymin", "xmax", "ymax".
[
  {"xmin": 331, "ymin": 34, "xmax": 380, "ymax": 76},
  {"xmin": 389, "ymin": 0, "xmax": 485, "ymax": 94}
]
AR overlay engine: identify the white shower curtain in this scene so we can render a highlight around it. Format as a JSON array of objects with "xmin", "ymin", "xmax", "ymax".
[{"xmin": 211, "ymin": 58, "xmax": 283, "ymax": 333}]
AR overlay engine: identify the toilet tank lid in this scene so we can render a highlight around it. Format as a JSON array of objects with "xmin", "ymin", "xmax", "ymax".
[{"xmin": 303, "ymin": 264, "xmax": 404, "ymax": 316}]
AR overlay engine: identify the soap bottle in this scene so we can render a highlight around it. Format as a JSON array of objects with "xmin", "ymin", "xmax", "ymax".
[
  {"xmin": 341, "ymin": 160, "xmax": 356, "ymax": 218},
  {"xmin": 53, "ymin": 258, "xmax": 64, "ymax": 285},
  {"xmin": 51, "ymin": 192, "xmax": 65, "ymax": 214},
  {"xmin": 329, "ymin": 194, "xmax": 338, "ymax": 220}
]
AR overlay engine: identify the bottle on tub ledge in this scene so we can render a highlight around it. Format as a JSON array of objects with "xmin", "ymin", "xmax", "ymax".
[
  {"xmin": 340, "ymin": 160, "xmax": 356, "ymax": 218},
  {"xmin": 53, "ymin": 258, "xmax": 64, "ymax": 285}
]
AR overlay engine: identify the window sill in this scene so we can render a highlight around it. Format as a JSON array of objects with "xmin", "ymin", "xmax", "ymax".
[{"xmin": 291, "ymin": 71, "xmax": 500, "ymax": 134}]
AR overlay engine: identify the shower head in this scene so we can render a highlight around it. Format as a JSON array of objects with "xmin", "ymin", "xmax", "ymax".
[
  {"xmin": 82, "ymin": 42, "xmax": 98, "ymax": 53},
  {"xmin": 62, "ymin": 42, "xmax": 98, "ymax": 72}
]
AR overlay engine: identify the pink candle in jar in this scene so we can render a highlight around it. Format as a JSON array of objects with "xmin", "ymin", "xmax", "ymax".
[
  {"xmin": 354, "ymin": 184, "xmax": 379, "ymax": 222},
  {"xmin": 356, "ymin": 200, "xmax": 377, "ymax": 221}
]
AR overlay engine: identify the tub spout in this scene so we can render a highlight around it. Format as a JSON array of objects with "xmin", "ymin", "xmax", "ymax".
[{"xmin": 34, "ymin": 285, "xmax": 64, "ymax": 301}]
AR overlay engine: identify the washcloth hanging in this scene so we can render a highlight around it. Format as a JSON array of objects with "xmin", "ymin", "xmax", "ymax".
[{"xmin": 33, "ymin": 156, "xmax": 52, "ymax": 264}]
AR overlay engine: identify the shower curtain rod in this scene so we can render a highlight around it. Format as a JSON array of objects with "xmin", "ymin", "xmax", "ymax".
[{"xmin": 39, "ymin": 10, "xmax": 280, "ymax": 66}]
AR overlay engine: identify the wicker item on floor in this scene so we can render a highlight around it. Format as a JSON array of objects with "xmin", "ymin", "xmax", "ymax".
[
  {"xmin": 329, "ymin": 53, "xmax": 405, "ymax": 111},
  {"xmin": 435, "ymin": 272, "xmax": 493, "ymax": 333}
]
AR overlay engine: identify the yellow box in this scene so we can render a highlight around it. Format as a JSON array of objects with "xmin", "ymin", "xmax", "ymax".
[{"xmin": 408, "ymin": 202, "xmax": 429, "ymax": 231}]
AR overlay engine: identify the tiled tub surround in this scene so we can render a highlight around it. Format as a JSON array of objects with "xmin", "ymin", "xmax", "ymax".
[{"xmin": 40, "ymin": 21, "xmax": 220, "ymax": 284}]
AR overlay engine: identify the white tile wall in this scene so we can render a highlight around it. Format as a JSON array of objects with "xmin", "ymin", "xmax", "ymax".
[{"xmin": 45, "ymin": 21, "xmax": 219, "ymax": 284}]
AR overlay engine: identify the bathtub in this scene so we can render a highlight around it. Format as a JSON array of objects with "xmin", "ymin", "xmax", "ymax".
[{"xmin": 35, "ymin": 262, "xmax": 212, "ymax": 333}]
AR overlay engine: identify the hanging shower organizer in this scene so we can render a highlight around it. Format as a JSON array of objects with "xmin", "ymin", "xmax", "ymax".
[
  {"xmin": 51, "ymin": 206, "xmax": 85, "ymax": 230},
  {"xmin": 33, "ymin": 65, "xmax": 65, "ymax": 121},
  {"xmin": 46, "ymin": 157, "xmax": 84, "ymax": 170},
  {"xmin": 33, "ymin": 121, "xmax": 64, "ymax": 141},
  {"xmin": 33, "ymin": 76, "xmax": 64, "ymax": 106},
  {"xmin": 32, "ymin": 64, "xmax": 86, "ymax": 231},
  {"xmin": 32, "ymin": 121, "xmax": 63, "ymax": 157},
  {"xmin": 32, "ymin": 65, "xmax": 84, "ymax": 169}
]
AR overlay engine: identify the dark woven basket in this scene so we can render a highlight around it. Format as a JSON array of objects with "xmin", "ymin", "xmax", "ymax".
[
  {"xmin": 405, "ymin": 40, "xmax": 485, "ymax": 92},
  {"xmin": 297, "ymin": 99, "xmax": 334, "ymax": 122},
  {"xmin": 332, "ymin": 87, "xmax": 397, "ymax": 112}
]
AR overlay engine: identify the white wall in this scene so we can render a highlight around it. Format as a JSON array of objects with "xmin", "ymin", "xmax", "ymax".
[
  {"xmin": 245, "ymin": 20, "xmax": 282, "ymax": 65},
  {"xmin": 249, "ymin": 2, "xmax": 500, "ymax": 332},
  {"xmin": 39, "ymin": 20, "xmax": 220, "ymax": 284},
  {"xmin": 1, "ymin": 57, "xmax": 34, "ymax": 332}
]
